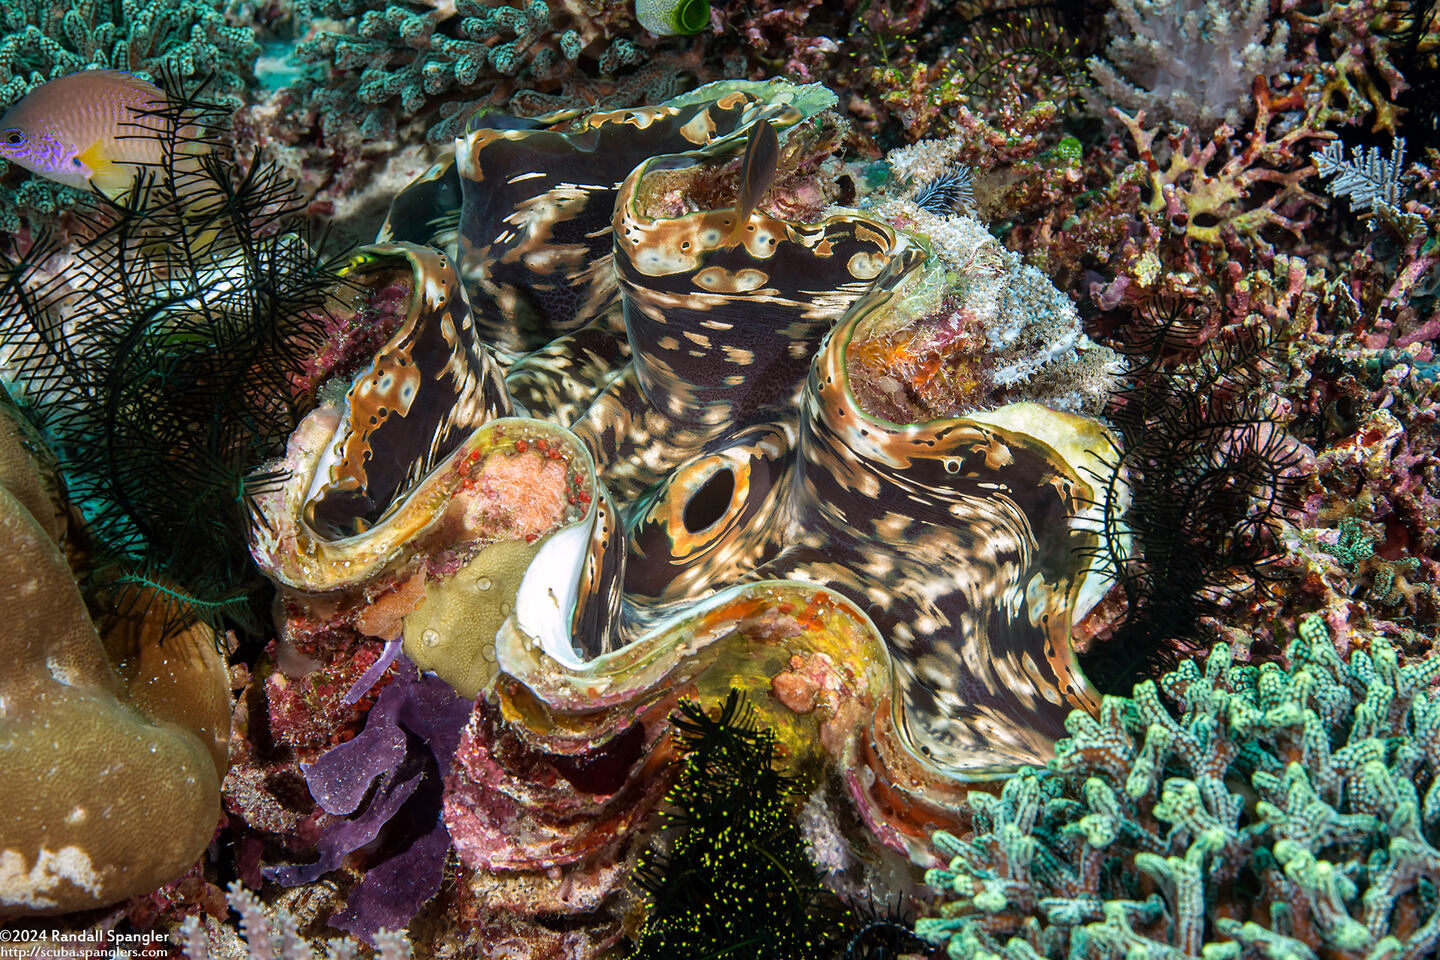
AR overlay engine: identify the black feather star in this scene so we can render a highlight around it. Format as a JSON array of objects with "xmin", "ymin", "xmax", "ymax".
[
  {"xmin": 1382, "ymin": 0, "xmax": 1439, "ymax": 150},
  {"xmin": 0, "ymin": 69, "xmax": 347, "ymax": 640},
  {"xmin": 1077, "ymin": 297, "xmax": 1307, "ymax": 690},
  {"xmin": 840, "ymin": 899, "xmax": 927, "ymax": 960},
  {"xmin": 628, "ymin": 690, "xmax": 858, "ymax": 960},
  {"xmin": 912, "ymin": 166, "xmax": 975, "ymax": 218}
]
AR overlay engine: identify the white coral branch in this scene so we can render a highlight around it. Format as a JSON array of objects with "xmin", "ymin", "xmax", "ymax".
[
  {"xmin": 1314, "ymin": 138, "xmax": 1411, "ymax": 218},
  {"xmin": 170, "ymin": 882, "xmax": 414, "ymax": 960}
]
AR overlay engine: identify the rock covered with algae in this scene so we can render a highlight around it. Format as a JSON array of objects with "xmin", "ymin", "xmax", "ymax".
[{"xmin": 845, "ymin": 204, "xmax": 1123, "ymax": 423}]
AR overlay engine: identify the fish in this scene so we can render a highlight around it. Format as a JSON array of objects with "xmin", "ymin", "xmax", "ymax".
[
  {"xmin": 728, "ymin": 119, "xmax": 779, "ymax": 243},
  {"xmin": 0, "ymin": 70, "xmax": 175, "ymax": 199}
]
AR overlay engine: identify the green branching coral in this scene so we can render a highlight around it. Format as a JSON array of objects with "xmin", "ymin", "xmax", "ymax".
[
  {"xmin": 0, "ymin": 0, "xmax": 259, "ymax": 233},
  {"xmin": 1316, "ymin": 517, "xmax": 1421, "ymax": 608},
  {"xmin": 918, "ymin": 616, "xmax": 1440, "ymax": 960},
  {"xmin": 628, "ymin": 690, "xmax": 856, "ymax": 959},
  {"xmin": 294, "ymin": 0, "xmax": 643, "ymax": 142}
]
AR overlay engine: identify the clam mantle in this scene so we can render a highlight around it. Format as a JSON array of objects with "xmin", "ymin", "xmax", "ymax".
[{"xmin": 250, "ymin": 79, "xmax": 1124, "ymax": 878}]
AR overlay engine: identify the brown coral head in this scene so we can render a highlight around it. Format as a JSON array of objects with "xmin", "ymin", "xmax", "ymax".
[
  {"xmin": 0, "ymin": 412, "xmax": 221, "ymax": 917},
  {"xmin": 99, "ymin": 587, "xmax": 233, "ymax": 778}
]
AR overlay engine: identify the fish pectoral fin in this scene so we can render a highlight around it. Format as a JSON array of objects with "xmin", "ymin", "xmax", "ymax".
[{"xmin": 76, "ymin": 139, "xmax": 137, "ymax": 200}]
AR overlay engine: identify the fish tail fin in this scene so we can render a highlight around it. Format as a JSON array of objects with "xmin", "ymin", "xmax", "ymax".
[{"xmin": 727, "ymin": 210, "xmax": 750, "ymax": 245}]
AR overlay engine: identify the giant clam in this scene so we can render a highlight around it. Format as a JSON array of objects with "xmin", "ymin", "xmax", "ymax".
[{"xmin": 250, "ymin": 78, "xmax": 1123, "ymax": 931}]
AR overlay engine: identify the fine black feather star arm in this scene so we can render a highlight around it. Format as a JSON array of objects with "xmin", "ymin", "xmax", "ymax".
[{"xmin": 0, "ymin": 69, "xmax": 349, "ymax": 641}]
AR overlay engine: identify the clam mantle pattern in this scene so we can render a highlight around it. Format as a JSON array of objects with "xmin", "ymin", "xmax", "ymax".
[{"xmin": 250, "ymin": 80, "xmax": 1122, "ymax": 870}]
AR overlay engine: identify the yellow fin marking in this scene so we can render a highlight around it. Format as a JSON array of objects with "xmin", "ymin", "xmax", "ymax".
[{"xmin": 76, "ymin": 139, "xmax": 136, "ymax": 200}]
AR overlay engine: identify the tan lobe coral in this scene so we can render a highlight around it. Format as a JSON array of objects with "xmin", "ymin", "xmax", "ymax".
[{"xmin": 0, "ymin": 412, "xmax": 227, "ymax": 917}]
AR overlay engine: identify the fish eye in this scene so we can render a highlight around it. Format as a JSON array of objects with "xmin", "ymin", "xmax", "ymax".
[{"xmin": 1, "ymin": 130, "xmax": 22, "ymax": 146}]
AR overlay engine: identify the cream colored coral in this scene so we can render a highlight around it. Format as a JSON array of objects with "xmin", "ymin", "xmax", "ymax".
[
  {"xmin": 0, "ymin": 400, "xmax": 65, "ymax": 544},
  {"xmin": 1087, "ymin": 0, "xmax": 1291, "ymax": 131},
  {"xmin": 101, "ymin": 591, "xmax": 234, "ymax": 778},
  {"xmin": 0, "ymin": 409, "xmax": 227, "ymax": 917}
]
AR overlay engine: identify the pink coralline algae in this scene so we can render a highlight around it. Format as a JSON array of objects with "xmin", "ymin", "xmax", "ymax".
[
  {"xmin": 439, "ymin": 701, "xmax": 670, "ymax": 954},
  {"xmin": 264, "ymin": 641, "xmax": 390, "ymax": 756}
]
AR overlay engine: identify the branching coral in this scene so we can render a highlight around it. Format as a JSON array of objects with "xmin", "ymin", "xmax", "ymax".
[
  {"xmin": 293, "ymin": 0, "xmax": 645, "ymax": 142},
  {"xmin": 1033, "ymin": 71, "xmax": 1342, "ymax": 340},
  {"xmin": 174, "ymin": 881, "xmax": 414, "ymax": 960},
  {"xmin": 0, "ymin": 0, "xmax": 256, "ymax": 103},
  {"xmin": 1292, "ymin": 0, "xmax": 1413, "ymax": 142},
  {"xmin": 1308, "ymin": 139, "xmax": 1438, "ymax": 353},
  {"xmin": 1038, "ymin": 0, "xmax": 1434, "ymax": 337},
  {"xmin": 918, "ymin": 617, "xmax": 1440, "ymax": 960},
  {"xmin": 1007, "ymin": 3, "xmax": 1427, "ymax": 320},
  {"xmin": 1112, "ymin": 79, "xmax": 1330, "ymax": 255},
  {"xmin": 1288, "ymin": 359, "xmax": 1440, "ymax": 634}
]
